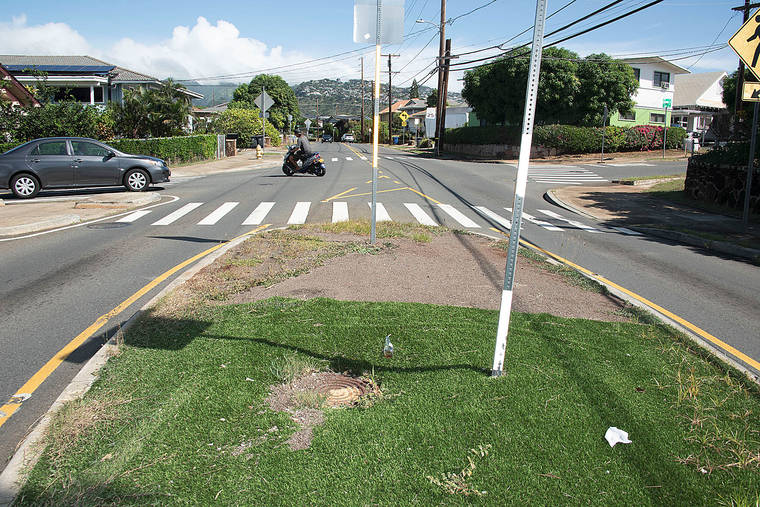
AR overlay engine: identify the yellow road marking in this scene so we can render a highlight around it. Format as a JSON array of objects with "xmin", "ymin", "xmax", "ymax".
[
  {"xmin": 322, "ymin": 187, "xmax": 358, "ymax": 203},
  {"xmin": 344, "ymin": 144, "xmax": 369, "ymax": 161},
  {"xmin": 338, "ymin": 188, "xmax": 411, "ymax": 199},
  {"xmin": 405, "ymin": 187, "xmax": 442, "ymax": 205},
  {"xmin": 0, "ymin": 224, "xmax": 271, "ymax": 429}
]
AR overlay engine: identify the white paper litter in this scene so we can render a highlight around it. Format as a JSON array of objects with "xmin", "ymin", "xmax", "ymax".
[
  {"xmin": 245, "ymin": 377, "xmax": 255, "ymax": 382},
  {"xmin": 605, "ymin": 427, "xmax": 632, "ymax": 447}
]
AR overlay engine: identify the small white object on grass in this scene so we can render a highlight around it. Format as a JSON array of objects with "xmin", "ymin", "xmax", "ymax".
[
  {"xmin": 383, "ymin": 334, "xmax": 394, "ymax": 358},
  {"xmin": 605, "ymin": 427, "xmax": 632, "ymax": 447}
]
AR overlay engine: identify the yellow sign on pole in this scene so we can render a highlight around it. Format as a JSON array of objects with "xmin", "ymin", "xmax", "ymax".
[
  {"xmin": 401, "ymin": 120, "xmax": 407, "ymax": 127},
  {"xmin": 399, "ymin": 111, "xmax": 409, "ymax": 121},
  {"xmin": 743, "ymin": 82, "xmax": 760, "ymax": 102},
  {"xmin": 729, "ymin": 8, "xmax": 760, "ymax": 80}
]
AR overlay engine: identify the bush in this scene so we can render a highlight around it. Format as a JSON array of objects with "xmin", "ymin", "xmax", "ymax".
[
  {"xmin": 418, "ymin": 138, "xmax": 433, "ymax": 148},
  {"xmin": 14, "ymin": 102, "xmax": 101, "ymax": 141},
  {"xmin": 444, "ymin": 124, "xmax": 687, "ymax": 154},
  {"xmin": 109, "ymin": 135, "xmax": 217, "ymax": 164},
  {"xmin": 1, "ymin": 141, "xmax": 22, "ymax": 153},
  {"xmin": 212, "ymin": 109, "xmax": 281, "ymax": 148}
]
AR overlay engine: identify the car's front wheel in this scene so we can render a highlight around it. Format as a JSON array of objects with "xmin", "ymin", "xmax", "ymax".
[
  {"xmin": 11, "ymin": 173, "xmax": 40, "ymax": 199},
  {"xmin": 124, "ymin": 169, "xmax": 149, "ymax": 192}
]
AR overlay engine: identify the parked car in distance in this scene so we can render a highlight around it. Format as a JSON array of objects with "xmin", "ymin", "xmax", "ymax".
[
  {"xmin": 341, "ymin": 133, "xmax": 355, "ymax": 142},
  {"xmin": 321, "ymin": 134, "xmax": 333, "ymax": 142},
  {"xmin": 0, "ymin": 137, "xmax": 171, "ymax": 199}
]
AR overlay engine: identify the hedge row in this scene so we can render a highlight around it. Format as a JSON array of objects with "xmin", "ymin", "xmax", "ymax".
[
  {"xmin": 444, "ymin": 124, "xmax": 687, "ymax": 154},
  {"xmin": 109, "ymin": 134, "xmax": 218, "ymax": 164},
  {"xmin": 1, "ymin": 142, "xmax": 20, "ymax": 153}
]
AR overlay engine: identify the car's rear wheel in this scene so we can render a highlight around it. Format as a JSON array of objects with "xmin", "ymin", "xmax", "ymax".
[
  {"xmin": 11, "ymin": 173, "xmax": 40, "ymax": 199},
  {"xmin": 124, "ymin": 169, "xmax": 149, "ymax": 192}
]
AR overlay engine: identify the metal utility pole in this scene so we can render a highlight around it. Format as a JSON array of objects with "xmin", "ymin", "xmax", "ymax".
[
  {"xmin": 744, "ymin": 101, "xmax": 759, "ymax": 226},
  {"xmin": 439, "ymin": 39, "xmax": 452, "ymax": 151},
  {"xmin": 361, "ymin": 57, "xmax": 365, "ymax": 142},
  {"xmin": 434, "ymin": 0, "xmax": 447, "ymax": 156},
  {"xmin": 384, "ymin": 54, "xmax": 400, "ymax": 145},
  {"xmin": 491, "ymin": 0, "xmax": 548, "ymax": 377}
]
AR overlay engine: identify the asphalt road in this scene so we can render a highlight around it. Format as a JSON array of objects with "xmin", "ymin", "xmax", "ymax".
[{"xmin": 1, "ymin": 142, "xmax": 758, "ymax": 466}]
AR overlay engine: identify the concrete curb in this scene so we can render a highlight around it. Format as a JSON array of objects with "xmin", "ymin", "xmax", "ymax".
[
  {"xmin": 544, "ymin": 190, "xmax": 760, "ymax": 263},
  {"xmin": 0, "ymin": 214, "xmax": 82, "ymax": 237},
  {"xmin": 0, "ymin": 228, "xmax": 268, "ymax": 506}
]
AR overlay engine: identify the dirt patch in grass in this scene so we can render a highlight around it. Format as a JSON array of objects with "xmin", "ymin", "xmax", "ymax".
[{"xmin": 156, "ymin": 224, "xmax": 629, "ymax": 323}]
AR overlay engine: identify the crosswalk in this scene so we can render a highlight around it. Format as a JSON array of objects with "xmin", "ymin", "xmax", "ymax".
[
  {"xmin": 114, "ymin": 200, "xmax": 643, "ymax": 237},
  {"xmin": 528, "ymin": 165, "xmax": 607, "ymax": 185}
]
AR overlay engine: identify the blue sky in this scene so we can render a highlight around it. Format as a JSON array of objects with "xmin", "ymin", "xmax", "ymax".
[{"xmin": 0, "ymin": 1, "xmax": 743, "ymax": 91}]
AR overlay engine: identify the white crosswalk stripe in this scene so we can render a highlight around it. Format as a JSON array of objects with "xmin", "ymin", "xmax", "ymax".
[
  {"xmin": 346, "ymin": 157, "xmax": 354, "ymax": 161},
  {"xmin": 242, "ymin": 202, "xmax": 275, "ymax": 225},
  {"xmin": 529, "ymin": 165, "xmax": 607, "ymax": 185},
  {"xmin": 537, "ymin": 209, "xmax": 602, "ymax": 233},
  {"xmin": 331, "ymin": 157, "xmax": 338, "ymax": 162},
  {"xmin": 609, "ymin": 226, "xmax": 643, "ymax": 236},
  {"xmin": 288, "ymin": 202, "xmax": 311, "ymax": 224},
  {"xmin": 505, "ymin": 208, "xmax": 562, "ymax": 231},
  {"xmin": 404, "ymin": 203, "xmax": 438, "ymax": 226},
  {"xmin": 474, "ymin": 206, "xmax": 511, "ymax": 230},
  {"xmin": 332, "ymin": 202, "xmax": 349, "ymax": 223},
  {"xmin": 152, "ymin": 202, "xmax": 203, "ymax": 225},
  {"xmin": 359, "ymin": 156, "xmax": 368, "ymax": 160},
  {"xmin": 602, "ymin": 162, "xmax": 655, "ymax": 167},
  {"xmin": 198, "ymin": 202, "xmax": 239, "ymax": 225},
  {"xmin": 438, "ymin": 204, "xmax": 480, "ymax": 228},
  {"xmin": 368, "ymin": 202, "xmax": 392, "ymax": 222},
  {"xmin": 117, "ymin": 210, "xmax": 152, "ymax": 223}
]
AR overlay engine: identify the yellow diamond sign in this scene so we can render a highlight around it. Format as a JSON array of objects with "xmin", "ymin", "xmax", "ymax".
[
  {"xmin": 729, "ymin": 8, "xmax": 760, "ymax": 80},
  {"xmin": 399, "ymin": 111, "xmax": 409, "ymax": 121}
]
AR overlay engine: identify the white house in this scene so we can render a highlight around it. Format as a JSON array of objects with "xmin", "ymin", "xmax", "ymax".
[{"xmin": 671, "ymin": 71, "xmax": 727, "ymax": 133}]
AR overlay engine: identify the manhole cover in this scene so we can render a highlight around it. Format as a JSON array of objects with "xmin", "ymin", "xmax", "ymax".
[{"xmin": 87, "ymin": 222, "xmax": 130, "ymax": 230}]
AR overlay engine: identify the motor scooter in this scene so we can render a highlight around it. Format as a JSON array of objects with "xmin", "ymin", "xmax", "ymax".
[{"xmin": 282, "ymin": 146, "xmax": 326, "ymax": 176}]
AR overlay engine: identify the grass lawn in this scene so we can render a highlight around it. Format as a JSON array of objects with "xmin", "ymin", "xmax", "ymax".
[{"xmin": 16, "ymin": 298, "xmax": 760, "ymax": 506}]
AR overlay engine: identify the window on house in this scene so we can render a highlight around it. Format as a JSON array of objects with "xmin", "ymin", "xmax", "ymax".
[
  {"xmin": 671, "ymin": 115, "xmax": 687, "ymax": 128},
  {"xmin": 619, "ymin": 110, "xmax": 635, "ymax": 121},
  {"xmin": 632, "ymin": 67, "xmax": 640, "ymax": 83},
  {"xmin": 653, "ymin": 71, "xmax": 670, "ymax": 87},
  {"xmin": 650, "ymin": 113, "xmax": 666, "ymax": 124}
]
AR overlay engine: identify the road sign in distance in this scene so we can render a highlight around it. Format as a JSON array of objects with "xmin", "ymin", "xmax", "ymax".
[
  {"xmin": 729, "ymin": 8, "xmax": 760, "ymax": 80},
  {"xmin": 304, "ymin": 119, "xmax": 312, "ymax": 128},
  {"xmin": 353, "ymin": 0, "xmax": 404, "ymax": 44},
  {"xmin": 662, "ymin": 98, "xmax": 672, "ymax": 108},
  {"xmin": 254, "ymin": 91, "xmax": 274, "ymax": 112}
]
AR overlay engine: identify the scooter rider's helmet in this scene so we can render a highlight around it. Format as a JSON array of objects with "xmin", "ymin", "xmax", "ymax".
[{"xmin": 294, "ymin": 128, "xmax": 302, "ymax": 135}]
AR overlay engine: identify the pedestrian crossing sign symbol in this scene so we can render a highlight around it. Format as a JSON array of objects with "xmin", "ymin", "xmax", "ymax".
[
  {"xmin": 729, "ymin": 8, "xmax": 760, "ymax": 80},
  {"xmin": 743, "ymin": 82, "xmax": 760, "ymax": 102}
]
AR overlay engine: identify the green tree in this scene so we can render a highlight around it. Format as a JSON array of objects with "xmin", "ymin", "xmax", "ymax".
[
  {"xmin": 409, "ymin": 79, "xmax": 420, "ymax": 99},
  {"xmin": 426, "ymin": 89, "xmax": 438, "ymax": 107},
  {"xmin": 462, "ymin": 47, "xmax": 636, "ymax": 127},
  {"xmin": 15, "ymin": 101, "xmax": 101, "ymax": 141},
  {"xmin": 111, "ymin": 80, "xmax": 192, "ymax": 138},
  {"xmin": 722, "ymin": 68, "xmax": 758, "ymax": 116},
  {"xmin": 230, "ymin": 74, "xmax": 300, "ymax": 131}
]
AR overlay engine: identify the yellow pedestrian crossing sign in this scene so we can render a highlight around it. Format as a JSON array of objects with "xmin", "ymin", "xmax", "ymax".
[{"xmin": 729, "ymin": 8, "xmax": 760, "ymax": 80}]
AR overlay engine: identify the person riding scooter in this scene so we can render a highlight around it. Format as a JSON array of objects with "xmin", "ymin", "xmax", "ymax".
[{"xmin": 293, "ymin": 128, "xmax": 313, "ymax": 167}]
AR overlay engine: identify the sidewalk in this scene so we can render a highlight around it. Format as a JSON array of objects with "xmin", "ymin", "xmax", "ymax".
[
  {"xmin": 547, "ymin": 183, "xmax": 760, "ymax": 262},
  {"xmin": 0, "ymin": 148, "xmax": 283, "ymax": 238}
]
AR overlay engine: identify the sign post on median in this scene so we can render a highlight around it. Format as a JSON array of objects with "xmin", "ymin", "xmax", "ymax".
[
  {"xmin": 354, "ymin": 0, "xmax": 404, "ymax": 244},
  {"xmin": 491, "ymin": 0, "xmax": 548, "ymax": 377},
  {"xmin": 254, "ymin": 89, "xmax": 273, "ymax": 152},
  {"xmin": 662, "ymin": 98, "xmax": 671, "ymax": 160}
]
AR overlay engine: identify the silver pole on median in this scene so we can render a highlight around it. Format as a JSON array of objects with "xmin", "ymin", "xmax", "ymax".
[
  {"xmin": 491, "ymin": 0, "xmax": 548, "ymax": 377},
  {"xmin": 744, "ymin": 101, "xmax": 759, "ymax": 227},
  {"xmin": 370, "ymin": 0, "xmax": 382, "ymax": 244}
]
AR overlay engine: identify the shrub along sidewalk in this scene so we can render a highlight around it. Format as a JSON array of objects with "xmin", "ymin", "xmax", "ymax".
[{"xmin": 13, "ymin": 228, "xmax": 760, "ymax": 505}]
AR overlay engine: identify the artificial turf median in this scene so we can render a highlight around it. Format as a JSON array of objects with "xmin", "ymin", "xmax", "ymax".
[{"xmin": 16, "ymin": 297, "xmax": 760, "ymax": 505}]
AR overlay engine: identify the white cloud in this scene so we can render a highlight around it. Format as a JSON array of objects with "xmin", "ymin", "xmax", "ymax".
[{"xmin": 0, "ymin": 14, "xmax": 91, "ymax": 54}]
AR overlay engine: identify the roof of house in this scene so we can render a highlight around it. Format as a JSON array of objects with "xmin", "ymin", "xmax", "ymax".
[
  {"xmin": 619, "ymin": 56, "xmax": 691, "ymax": 75},
  {"xmin": 380, "ymin": 99, "xmax": 411, "ymax": 115},
  {"xmin": 673, "ymin": 71, "xmax": 727, "ymax": 109},
  {"xmin": 0, "ymin": 55, "xmax": 203, "ymax": 99},
  {"xmin": 399, "ymin": 98, "xmax": 427, "ymax": 111},
  {"xmin": 0, "ymin": 63, "xmax": 40, "ymax": 106},
  {"xmin": 194, "ymin": 102, "xmax": 230, "ymax": 115}
]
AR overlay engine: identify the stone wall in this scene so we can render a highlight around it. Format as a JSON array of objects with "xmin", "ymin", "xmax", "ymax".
[
  {"xmin": 685, "ymin": 158, "xmax": 759, "ymax": 214},
  {"xmin": 443, "ymin": 143, "xmax": 557, "ymax": 159}
]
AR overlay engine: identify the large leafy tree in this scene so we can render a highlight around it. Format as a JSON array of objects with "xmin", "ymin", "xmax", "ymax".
[
  {"xmin": 426, "ymin": 89, "xmax": 438, "ymax": 107},
  {"xmin": 230, "ymin": 74, "xmax": 300, "ymax": 131},
  {"xmin": 111, "ymin": 79, "xmax": 192, "ymax": 138},
  {"xmin": 462, "ymin": 47, "xmax": 637, "ymax": 127}
]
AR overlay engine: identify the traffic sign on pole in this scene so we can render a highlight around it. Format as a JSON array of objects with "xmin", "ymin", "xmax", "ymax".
[
  {"xmin": 662, "ymin": 98, "xmax": 672, "ymax": 108},
  {"xmin": 254, "ymin": 90, "xmax": 274, "ymax": 112},
  {"xmin": 729, "ymin": 8, "xmax": 760, "ymax": 80},
  {"xmin": 743, "ymin": 82, "xmax": 760, "ymax": 102}
]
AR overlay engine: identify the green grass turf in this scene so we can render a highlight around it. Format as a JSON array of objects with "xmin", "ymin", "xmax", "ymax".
[{"xmin": 16, "ymin": 298, "xmax": 760, "ymax": 506}]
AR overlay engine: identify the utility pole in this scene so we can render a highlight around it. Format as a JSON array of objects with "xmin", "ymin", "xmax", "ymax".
[
  {"xmin": 733, "ymin": 1, "xmax": 756, "ymax": 119},
  {"xmin": 383, "ymin": 54, "xmax": 400, "ymax": 145},
  {"xmin": 361, "ymin": 57, "xmax": 365, "ymax": 142},
  {"xmin": 439, "ymin": 39, "xmax": 452, "ymax": 151},
  {"xmin": 434, "ymin": 0, "xmax": 447, "ymax": 156}
]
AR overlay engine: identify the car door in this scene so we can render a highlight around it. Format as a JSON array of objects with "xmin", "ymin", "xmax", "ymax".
[
  {"xmin": 71, "ymin": 140, "xmax": 121, "ymax": 186},
  {"xmin": 25, "ymin": 140, "xmax": 74, "ymax": 187}
]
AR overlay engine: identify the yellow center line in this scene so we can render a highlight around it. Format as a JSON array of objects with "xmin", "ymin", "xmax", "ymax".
[
  {"xmin": 321, "ymin": 187, "xmax": 358, "ymax": 203},
  {"xmin": 405, "ymin": 187, "xmax": 442, "ymax": 205},
  {"xmin": 0, "ymin": 224, "xmax": 271, "ymax": 429},
  {"xmin": 337, "ymin": 188, "xmax": 411, "ymax": 199}
]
